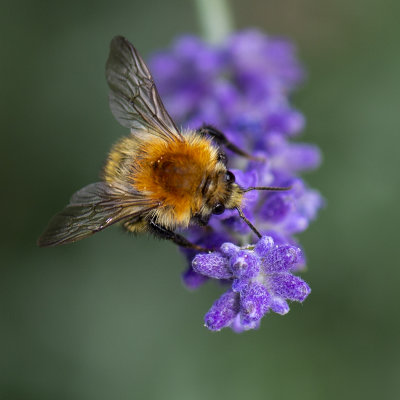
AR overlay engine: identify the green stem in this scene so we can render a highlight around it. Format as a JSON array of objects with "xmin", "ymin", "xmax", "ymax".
[{"xmin": 195, "ymin": 0, "xmax": 234, "ymax": 43}]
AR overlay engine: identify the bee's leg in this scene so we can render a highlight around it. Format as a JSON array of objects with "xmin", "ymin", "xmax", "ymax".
[
  {"xmin": 148, "ymin": 219, "xmax": 209, "ymax": 252},
  {"xmin": 197, "ymin": 125, "xmax": 260, "ymax": 161}
]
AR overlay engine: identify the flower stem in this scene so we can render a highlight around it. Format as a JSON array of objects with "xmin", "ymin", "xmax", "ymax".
[{"xmin": 195, "ymin": 0, "xmax": 234, "ymax": 43}]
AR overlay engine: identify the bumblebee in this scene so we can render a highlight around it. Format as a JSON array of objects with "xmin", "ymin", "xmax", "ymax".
[{"xmin": 38, "ymin": 36, "xmax": 288, "ymax": 251}]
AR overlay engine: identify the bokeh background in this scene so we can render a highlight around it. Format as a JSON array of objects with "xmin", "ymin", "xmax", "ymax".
[{"xmin": 2, "ymin": 0, "xmax": 400, "ymax": 399}]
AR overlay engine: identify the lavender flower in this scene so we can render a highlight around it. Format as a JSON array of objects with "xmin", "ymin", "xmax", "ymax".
[
  {"xmin": 193, "ymin": 236, "xmax": 310, "ymax": 331},
  {"xmin": 150, "ymin": 30, "xmax": 322, "ymax": 331}
]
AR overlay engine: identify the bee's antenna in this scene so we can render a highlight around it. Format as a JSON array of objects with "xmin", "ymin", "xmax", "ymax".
[
  {"xmin": 243, "ymin": 186, "xmax": 292, "ymax": 193},
  {"xmin": 235, "ymin": 207, "xmax": 262, "ymax": 239}
]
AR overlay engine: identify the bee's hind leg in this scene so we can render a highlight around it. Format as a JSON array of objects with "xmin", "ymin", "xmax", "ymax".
[
  {"xmin": 197, "ymin": 125, "xmax": 261, "ymax": 161},
  {"xmin": 148, "ymin": 219, "xmax": 209, "ymax": 252}
]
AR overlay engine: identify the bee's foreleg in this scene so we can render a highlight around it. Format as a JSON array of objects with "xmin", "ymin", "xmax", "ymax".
[
  {"xmin": 148, "ymin": 219, "xmax": 209, "ymax": 252},
  {"xmin": 197, "ymin": 125, "xmax": 260, "ymax": 161}
]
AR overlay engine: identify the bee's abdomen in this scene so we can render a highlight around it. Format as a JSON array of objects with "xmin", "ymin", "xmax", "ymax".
[{"xmin": 103, "ymin": 135, "xmax": 139, "ymax": 184}]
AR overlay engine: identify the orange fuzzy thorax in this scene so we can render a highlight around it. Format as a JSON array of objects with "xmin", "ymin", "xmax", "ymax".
[{"xmin": 132, "ymin": 132, "xmax": 219, "ymax": 228}]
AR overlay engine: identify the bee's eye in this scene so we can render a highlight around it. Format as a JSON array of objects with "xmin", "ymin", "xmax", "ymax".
[
  {"xmin": 212, "ymin": 203, "xmax": 225, "ymax": 215},
  {"xmin": 225, "ymin": 171, "xmax": 235, "ymax": 183}
]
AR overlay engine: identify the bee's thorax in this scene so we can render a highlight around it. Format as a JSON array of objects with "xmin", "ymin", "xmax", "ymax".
[{"xmin": 102, "ymin": 130, "xmax": 245, "ymax": 230}]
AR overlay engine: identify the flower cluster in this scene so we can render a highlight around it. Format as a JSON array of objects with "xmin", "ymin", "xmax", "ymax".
[
  {"xmin": 150, "ymin": 30, "xmax": 322, "ymax": 331},
  {"xmin": 193, "ymin": 236, "xmax": 310, "ymax": 331}
]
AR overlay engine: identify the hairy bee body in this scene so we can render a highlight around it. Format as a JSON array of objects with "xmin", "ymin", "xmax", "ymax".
[{"xmin": 103, "ymin": 130, "xmax": 243, "ymax": 231}]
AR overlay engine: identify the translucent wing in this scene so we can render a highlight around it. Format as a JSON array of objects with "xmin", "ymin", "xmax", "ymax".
[
  {"xmin": 38, "ymin": 182, "xmax": 158, "ymax": 247},
  {"xmin": 106, "ymin": 36, "xmax": 183, "ymax": 142}
]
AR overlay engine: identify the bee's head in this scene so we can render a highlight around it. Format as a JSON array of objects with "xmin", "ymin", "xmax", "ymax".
[
  {"xmin": 200, "ymin": 169, "xmax": 291, "ymax": 238},
  {"xmin": 209, "ymin": 170, "xmax": 243, "ymax": 215}
]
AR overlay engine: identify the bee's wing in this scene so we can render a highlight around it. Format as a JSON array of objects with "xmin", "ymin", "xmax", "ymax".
[
  {"xmin": 106, "ymin": 36, "xmax": 183, "ymax": 143},
  {"xmin": 37, "ymin": 182, "xmax": 158, "ymax": 247}
]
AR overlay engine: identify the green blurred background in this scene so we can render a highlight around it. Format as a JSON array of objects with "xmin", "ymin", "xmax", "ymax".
[{"xmin": 2, "ymin": 0, "xmax": 400, "ymax": 399}]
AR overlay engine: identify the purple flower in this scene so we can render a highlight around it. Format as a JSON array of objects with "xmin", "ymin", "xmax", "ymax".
[
  {"xmin": 196, "ymin": 236, "xmax": 311, "ymax": 331},
  {"xmin": 150, "ymin": 29, "xmax": 307, "ymax": 140},
  {"xmin": 149, "ymin": 30, "xmax": 321, "ymax": 331}
]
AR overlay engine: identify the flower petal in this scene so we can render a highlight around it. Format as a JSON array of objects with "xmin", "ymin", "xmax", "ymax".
[
  {"xmin": 263, "ymin": 245, "xmax": 301, "ymax": 273},
  {"xmin": 270, "ymin": 273, "xmax": 311, "ymax": 302},
  {"xmin": 205, "ymin": 290, "xmax": 240, "ymax": 331},
  {"xmin": 240, "ymin": 282, "xmax": 271, "ymax": 324},
  {"xmin": 192, "ymin": 252, "xmax": 232, "ymax": 279},
  {"xmin": 229, "ymin": 250, "xmax": 259, "ymax": 279}
]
